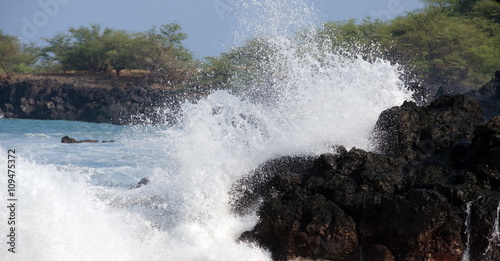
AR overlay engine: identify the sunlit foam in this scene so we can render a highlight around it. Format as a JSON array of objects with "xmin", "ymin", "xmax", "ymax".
[{"xmin": 0, "ymin": 0, "xmax": 413, "ymax": 260}]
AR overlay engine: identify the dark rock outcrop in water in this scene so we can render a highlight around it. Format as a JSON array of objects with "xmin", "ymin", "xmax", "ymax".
[
  {"xmin": 132, "ymin": 177, "xmax": 150, "ymax": 189},
  {"xmin": 233, "ymin": 93, "xmax": 500, "ymax": 260},
  {"xmin": 61, "ymin": 136, "xmax": 114, "ymax": 143},
  {"xmin": 61, "ymin": 136, "xmax": 98, "ymax": 143},
  {"xmin": 0, "ymin": 78, "xmax": 202, "ymax": 125}
]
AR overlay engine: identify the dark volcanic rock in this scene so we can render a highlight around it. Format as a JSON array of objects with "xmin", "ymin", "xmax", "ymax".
[
  {"xmin": 61, "ymin": 136, "xmax": 81, "ymax": 143},
  {"xmin": 467, "ymin": 71, "xmax": 500, "ymax": 122},
  {"xmin": 371, "ymin": 94, "xmax": 483, "ymax": 159},
  {"xmin": 61, "ymin": 136, "xmax": 114, "ymax": 143},
  {"xmin": 468, "ymin": 196, "xmax": 500, "ymax": 260},
  {"xmin": 236, "ymin": 155, "xmax": 359, "ymax": 260},
  {"xmin": 0, "ymin": 78, "xmax": 202, "ymax": 125},
  {"xmin": 132, "ymin": 177, "xmax": 150, "ymax": 189},
  {"xmin": 233, "ymin": 94, "xmax": 500, "ymax": 260},
  {"xmin": 61, "ymin": 136, "xmax": 98, "ymax": 143}
]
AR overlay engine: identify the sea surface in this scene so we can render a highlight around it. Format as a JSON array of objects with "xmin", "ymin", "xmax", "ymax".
[
  {"xmin": 0, "ymin": 1, "xmax": 414, "ymax": 260},
  {"xmin": 0, "ymin": 118, "xmax": 158, "ymax": 187}
]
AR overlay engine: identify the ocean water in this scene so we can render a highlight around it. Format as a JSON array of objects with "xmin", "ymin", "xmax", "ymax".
[
  {"xmin": 0, "ymin": 119, "xmax": 156, "ymax": 187},
  {"xmin": 0, "ymin": 1, "xmax": 413, "ymax": 260}
]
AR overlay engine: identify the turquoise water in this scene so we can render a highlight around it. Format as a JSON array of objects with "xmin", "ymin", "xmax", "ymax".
[{"xmin": 0, "ymin": 118, "xmax": 162, "ymax": 187}]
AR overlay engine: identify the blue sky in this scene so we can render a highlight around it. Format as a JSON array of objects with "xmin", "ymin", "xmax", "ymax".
[{"xmin": 0, "ymin": 0, "xmax": 424, "ymax": 59}]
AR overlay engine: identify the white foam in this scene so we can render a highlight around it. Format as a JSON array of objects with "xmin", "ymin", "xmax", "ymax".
[
  {"xmin": 0, "ymin": 155, "xmax": 270, "ymax": 261},
  {"xmin": 0, "ymin": 1, "xmax": 413, "ymax": 260}
]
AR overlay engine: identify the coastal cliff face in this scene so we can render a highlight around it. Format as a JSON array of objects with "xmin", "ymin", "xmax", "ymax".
[
  {"xmin": 0, "ymin": 78, "xmax": 201, "ymax": 125},
  {"xmin": 233, "ymin": 75, "xmax": 500, "ymax": 260}
]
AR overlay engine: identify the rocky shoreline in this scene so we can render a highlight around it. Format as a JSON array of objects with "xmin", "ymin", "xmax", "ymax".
[
  {"xmin": 1, "ymin": 72, "xmax": 498, "ymax": 126},
  {"xmin": 0, "ymin": 77, "xmax": 204, "ymax": 125},
  {"xmin": 232, "ymin": 73, "xmax": 500, "ymax": 260},
  {"xmin": 2, "ymin": 71, "xmax": 499, "ymax": 260}
]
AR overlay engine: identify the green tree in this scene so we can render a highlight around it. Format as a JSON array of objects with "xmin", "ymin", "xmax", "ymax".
[
  {"xmin": 386, "ymin": 2, "xmax": 499, "ymax": 88},
  {"xmin": 44, "ymin": 24, "xmax": 113, "ymax": 72},
  {"xmin": 44, "ymin": 23, "xmax": 194, "ymax": 81},
  {"xmin": 421, "ymin": 0, "xmax": 459, "ymax": 8},
  {"xmin": 407, "ymin": 16, "xmax": 481, "ymax": 85},
  {"xmin": 0, "ymin": 31, "xmax": 21, "ymax": 78},
  {"xmin": 314, "ymin": 0, "xmax": 499, "ymax": 90},
  {"xmin": 66, "ymin": 24, "xmax": 113, "ymax": 71},
  {"xmin": 318, "ymin": 19, "xmax": 391, "ymax": 59},
  {"xmin": 136, "ymin": 23, "xmax": 193, "ymax": 83},
  {"xmin": 470, "ymin": 0, "xmax": 500, "ymax": 22},
  {"xmin": 422, "ymin": 0, "xmax": 494, "ymax": 16},
  {"xmin": 140, "ymin": 23, "xmax": 192, "ymax": 69},
  {"xmin": 103, "ymin": 30, "xmax": 139, "ymax": 76},
  {"xmin": 42, "ymin": 32, "xmax": 72, "ymax": 71},
  {"xmin": 11, "ymin": 42, "xmax": 42, "ymax": 73},
  {"xmin": 196, "ymin": 37, "xmax": 275, "ymax": 90},
  {"xmin": 0, "ymin": 31, "xmax": 41, "ymax": 77}
]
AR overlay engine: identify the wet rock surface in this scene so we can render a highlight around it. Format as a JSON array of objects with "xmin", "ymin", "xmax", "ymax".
[
  {"xmin": 233, "ymin": 93, "xmax": 500, "ymax": 260},
  {"xmin": 61, "ymin": 136, "xmax": 115, "ymax": 143}
]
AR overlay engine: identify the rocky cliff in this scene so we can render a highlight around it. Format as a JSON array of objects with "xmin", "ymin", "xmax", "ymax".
[
  {"xmin": 0, "ymin": 78, "xmax": 202, "ymax": 125},
  {"xmin": 232, "ymin": 74, "xmax": 500, "ymax": 260}
]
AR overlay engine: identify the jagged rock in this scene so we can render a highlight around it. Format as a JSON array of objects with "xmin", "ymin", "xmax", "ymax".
[
  {"xmin": 359, "ymin": 188, "xmax": 463, "ymax": 260},
  {"xmin": 233, "ymin": 94, "xmax": 500, "ymax": 261},
  {"xmin": 237, "ymin": 158, "xmax": 359, "ymax": 260},
  {"xmin": 371, "ymin": 94, "xmax": 483, "ymax": 159}
]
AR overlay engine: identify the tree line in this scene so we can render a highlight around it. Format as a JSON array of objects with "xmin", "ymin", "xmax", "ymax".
[
  {"xmin": 0, "ymin": 22, "xmax": 193, "ymax": 83},
  {"xmin": 316, "ymin": 0, "xmax": 500, "ymax": 91},
  {"xmin": 1, "ymin": 0, "xmax": 499, "ymax": 92},
  {"xmin": 201, "ymin": 0, "xmax": 499, "ymax": 92}
]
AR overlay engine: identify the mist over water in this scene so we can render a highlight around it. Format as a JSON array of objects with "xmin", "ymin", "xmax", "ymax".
[
  {"xmin": 1, "ymin": 1, "xmax": 412, "ymax": 260},
  {"xmin": 234, "ymin": 0, "xmax": 317, "ymax": 41}
]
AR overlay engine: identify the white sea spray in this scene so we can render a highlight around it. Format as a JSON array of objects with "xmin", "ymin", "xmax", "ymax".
[{"xmin": 0, "ymin": 1, "xmax": 413, "ymax": 260}]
